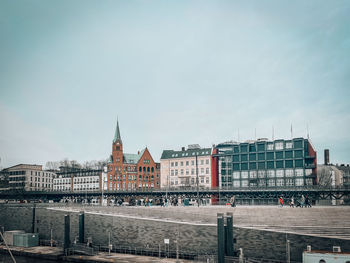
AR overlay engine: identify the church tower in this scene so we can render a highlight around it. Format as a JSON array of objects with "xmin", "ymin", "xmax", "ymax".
[{"xmin": 107, "ymin": 120, "xmax": 124, "ymax": 190}]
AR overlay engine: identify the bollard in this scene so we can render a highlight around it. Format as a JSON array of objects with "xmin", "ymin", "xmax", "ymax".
[
  {"xmin": 79, "ymin": 213, "xmax": 85, "ymax": 243},
  {"xmin": 217, "ymin": 213, "xmax": 225, "ymax": 263},
  {"xmin": 32, "ymin": 204, "xmax": 36, "ymax": 233},
  {"xmin": 64, "ymin": 214, "xmax": 71, "ymax": 250},
  {"xmin": 226, "ymin": 212, "xmax": 234, "ymax": 257}
]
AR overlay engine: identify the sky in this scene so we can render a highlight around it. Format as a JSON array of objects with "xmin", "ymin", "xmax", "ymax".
[{"xmin": 0, "ymin": 0, "xmax": 349, "ymax": 168}]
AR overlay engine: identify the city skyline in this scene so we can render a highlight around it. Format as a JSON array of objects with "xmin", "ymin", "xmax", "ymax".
[{"xmin": 1, "ymin": 1, "xmax": 350, "ymax": 167}]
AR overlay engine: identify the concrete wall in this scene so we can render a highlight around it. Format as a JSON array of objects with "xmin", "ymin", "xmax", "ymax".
[{"xmin": 1, "ymin": 204, "xmax": 350, "ymax": 262}]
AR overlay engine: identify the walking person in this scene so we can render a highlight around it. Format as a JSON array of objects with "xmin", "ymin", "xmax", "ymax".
[
  {"xmin": 300, "ymin": 195, "xmax": 305, "ymax": 208},
  {"xmin": 279, "ymin": 196, "xmax": 284, "ymax": 207},
  {"xmin": 289, "ymin": 197, "xmax": 295, "ymax": 208},
  {"xmin": 305, "ymin": 195, "xmax": 312, "ymax": 208},
  {"xmin": 230, "ymin": 195, "xmax": 236, "ymax": 207}
]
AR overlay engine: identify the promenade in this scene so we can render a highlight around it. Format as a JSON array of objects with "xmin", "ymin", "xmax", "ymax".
[{"xmin": 54, "ymin": 205, "xmax": 350, "ymax": 240}]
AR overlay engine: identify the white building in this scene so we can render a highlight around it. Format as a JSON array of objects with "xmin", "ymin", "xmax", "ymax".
[
  {"xmin": 53, "ymin": 167, "xmax": 102, "ymax": 192},
  {"xmin": 2, "ymin": 164, "xmax": 55, "ymax": 191},
  {"xmin": 160, "ymin": 145, "xmax": 213, "ymax": 189},
  {"xmin": 53, "ymin": 176, "xmax": 72, "ymax": 191}
]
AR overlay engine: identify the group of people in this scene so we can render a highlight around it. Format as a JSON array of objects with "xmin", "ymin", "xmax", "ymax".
[{"xmin": 279, "ymin": 195, "xmax": 312, "ymax": 208}]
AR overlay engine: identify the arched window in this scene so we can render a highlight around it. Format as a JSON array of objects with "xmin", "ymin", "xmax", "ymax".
[
  {"xmin": 139, "ymin": 167, "xmax": 141, "ymax": 172},
  {"xmin": 147, "ymin": 167, "xmax": 150, "ymax": 172},
  {"xmin": 143, "ymin": 167, "xmax": 146, "ymax": 172},
  {"xmin": 319, "ymin": 260, "xmax": 326, "ymax": 263},
  {"xmin": 151, "ymin": 167, "xmax": 154, "ymax": 173}
]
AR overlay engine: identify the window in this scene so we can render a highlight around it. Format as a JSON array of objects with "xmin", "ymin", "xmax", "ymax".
[
  {"xmin": 249, "ymin": 162, "xmax": 257, "ymax": 170},
  {"xmin": 233, "ymin": 172, "xmax": 240, "ymax": 179},
  {"xmin": 294, "ymin": 140, "xmax": 303, "ymax": 148},
  {"xmin": 276, "ymin": 178, "xmax": 284, "ymax": 186},
  {"xmin": 294, "ymin": 150, "xmax": 303, "ymax": 158},
  {"xmin": 276, "ymin": 169, "xmax": 284, "ymax": 177},
  {"xmin": 175, "ymin": 162, "xmax": 178, "ymax": 167},
  {"xmin": 186, "ymin": 169, "xmax": 189, "ymax": 175},
  {"xmin": 250, "ymin": 171, "xmax": 257, "ymax": 178},
  {"xmin": 241, "ymin": 163, "xmax": 248, "ymax": 170},
  {"xmin": 240, "ymin": 144, "xmax": 248, "ymax": 152},
  {"xmin": 295, "ymin": 178, "xmax": 303, "ymax": 186},
  {"xmin": 266, "ymin": 152, "xmax": 274, "ymax": 160},
  {"xmin": 241, "ymin": 154, "xmax": 248, "ymax": 161},
  {"xmin": 206, "ymin": 177, "xmax": 209, "ymax": 184},
  {"xmin": 258, "ymin": 170, "xmax": 266, "ymax": 178},
  {"xmin": 186, "ymin": 161, "xmax": 189, "ymax": 166},
  {"xmin": 191, "ymin": 160, "xmax": 195, "ymax": 165},
  {"xmin": 258, "ymin": 153, "xmax": 265, "ymax": 160},
  {"xmin": 295, "ymin": 159, "xmax": 303, "ymax": 168},
  {"xmin": 267, "ymin": 143, "xmax": 274, "ymax": 150},
  {"xmin": 201, "ymin": 168, "xmax": 204, "ymax": 174},
  {"xmin": 286, "ymin": 179, "xmax": 294, "ymax": 186},
  {"xmin": 171, "ymin": 162, "xmax": 174, "ymax": 167},
  {"xmin": 233, "ymin": 155, "xmax": 239, "ymax": 162},
  {"xmin": 258, "ymin": 162, "xmax": 265, "ymax": 169},
  {"xmin": 268, "ymin": 179, "xmax": 275, "ymax": 186},
  {"xmin": 285, "ymin": 169, "xmax": 294, "ymax": 177},
  {"xmin": 275, "ymin": 142, "xmax": 284, "ymax": 150},
  {"xmin": 200, "ymin": 160, "xmax": 204, "ymax": 165},
  {"xmin": 285, "ymin": 142, "xmax": 292, "ymax": 149},
  {"xmin": 181, "ymin": 169, "xmax": 184, "ymax": 175},
  {"xmin": 180, "ymin": 161, "xmax": 183, "ymax": 166},
  {"xmin": 267, "ymin": 170, "xmax": 275, "ymax": 178},
  {"xmin": 233, "ymin": 180, "xmax": 240, "ymax": 187},
  {"xmin": 285, "ymin": 160, "xmax": 293, "ymax": 168},
  {"xmin": 191, "ymin": 168, "xmax": 195, "ymax": 175},
  {"xmin": 206, "ymin": 159, "xmax": 209, "ymax": 164},
  {"xmin": 175, "ymin": 170, "xmax": 178, "ymax": 176},
  {"xmin": 241, "ymin": 171, "xmax": 248, "ymax": 178},
  {"xmin": 206, "ymin": 168, "xmax": 209, "ymax": 174},
  {"xmin": 257, "ymin": 143, "xmax": 265, "ymax": 151},
  {"xmin": 249, "ymin": 144, "xmax": 256, "ymax": 152},
  {"xmin": 241, "ymin": 180, "xmax": 248, "ymax": 187}
]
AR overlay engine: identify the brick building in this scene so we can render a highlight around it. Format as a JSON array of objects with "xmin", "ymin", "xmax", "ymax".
[{"xmin": 107, "ymin": 121, "xmax": 160, "ymax": 191}]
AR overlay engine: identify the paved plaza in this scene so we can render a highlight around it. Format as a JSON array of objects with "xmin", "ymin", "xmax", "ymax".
[{"xmin": 53, "ymin": 205, "xmax": 350, "ymax": 240}]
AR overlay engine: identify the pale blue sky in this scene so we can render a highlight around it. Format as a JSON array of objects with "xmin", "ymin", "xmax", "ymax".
[{"xmin": 0, "ymin": 1, "xmax": 349, "ymax": 167}]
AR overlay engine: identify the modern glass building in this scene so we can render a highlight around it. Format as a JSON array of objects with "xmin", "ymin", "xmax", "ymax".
[{"xmin": 215, "ymin": 137, "xmax": 317, "ymax": 188}]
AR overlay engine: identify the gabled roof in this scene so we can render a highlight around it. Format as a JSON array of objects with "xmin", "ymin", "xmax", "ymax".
[
  {"xmin": 161, "ymin": 148, "xmax": 212, "ymax": 160},
  {"xmin": 123, "ymin": 148, "xmax": 146, "ymax": 164}
]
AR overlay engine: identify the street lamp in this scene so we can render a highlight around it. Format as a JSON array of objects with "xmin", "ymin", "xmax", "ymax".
[{"xmin": 196, "ymin": 153, "xmax": 199, "ymax": 207}]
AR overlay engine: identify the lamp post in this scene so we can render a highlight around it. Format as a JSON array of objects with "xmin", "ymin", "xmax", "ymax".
[{"xmin": 196, "ymin": 153, "xmax": 199, "ymax": 207}]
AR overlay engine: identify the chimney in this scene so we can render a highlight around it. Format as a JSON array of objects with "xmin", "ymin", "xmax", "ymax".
[
  {"xmin": 324, "ymin": 149, "xmax": 329, "ymax": 165},
  {"xmin": 181, "ymin": 147, "xmax": 185, "ymax": 151}
]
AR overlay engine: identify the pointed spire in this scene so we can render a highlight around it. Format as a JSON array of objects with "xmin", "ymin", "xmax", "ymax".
[{"xmin": 113, "ymin": 119, "xmax": 122, "ymax": 143}]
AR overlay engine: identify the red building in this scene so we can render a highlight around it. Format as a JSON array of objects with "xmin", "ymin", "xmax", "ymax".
[{"xmin": 107, "ymin": 121, "xmax": 160, "ymax": 191}]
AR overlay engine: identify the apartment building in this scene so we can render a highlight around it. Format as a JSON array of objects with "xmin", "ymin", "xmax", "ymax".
[
  {"xmin": 160, "ymin": 145, "xmax": 215, "ymax": 189},
  {"xmin": 1, "ymin": 164, "xmax": 55, "ymax": 191}
]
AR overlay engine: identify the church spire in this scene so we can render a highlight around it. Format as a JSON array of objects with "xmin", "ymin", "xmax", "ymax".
[{"xmin": 113, "ymin": 119, "xmax": 122, "ymax": 143}]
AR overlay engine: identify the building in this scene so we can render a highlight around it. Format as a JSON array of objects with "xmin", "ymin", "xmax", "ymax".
[
  {"xmin": 303, "ymin": 246, "xmax": 350, "ymax": 263},
  {"xmin": 1, "ymin": 164, "xmax": 55, "ymax": 191},
  {"xmin": 336, "ymin": 164, "xmax": 350, "ymax": 187},
  {"xmin": 160, "ymin": 145, "xmax": 216, "ymax": 189},
  {"xmin": 107, "ymin": 121, "xmax": 160, "ymax": 191},
  {"xmin": 53, "ymin": 166, "xmax": 102, "ymax": 192},
  {"xmin": 215, "ymin": 137, "xmax": 317, "ymax": 188}
]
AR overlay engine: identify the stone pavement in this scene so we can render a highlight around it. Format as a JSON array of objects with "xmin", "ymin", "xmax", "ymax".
[{"xmin": 55, "ymin": 205, "xmax": 350, "ymax": 239}]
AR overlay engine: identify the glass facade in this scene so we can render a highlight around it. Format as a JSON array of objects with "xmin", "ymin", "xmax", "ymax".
[{"xmin": 217, "ymin": 138, "xmax": 317, "ymax": 188}]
